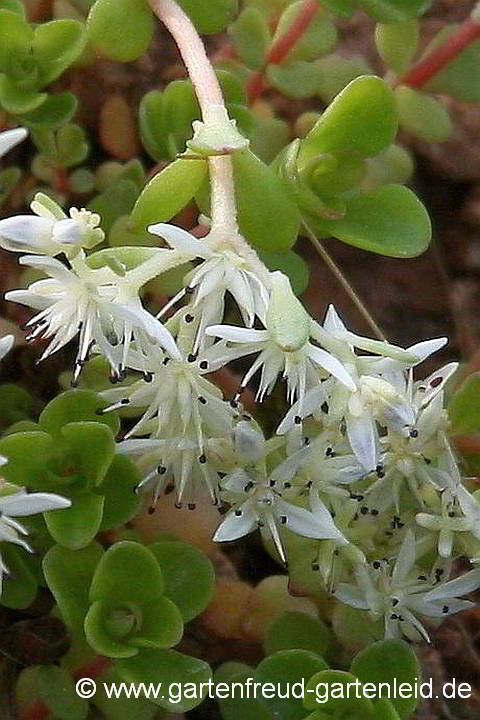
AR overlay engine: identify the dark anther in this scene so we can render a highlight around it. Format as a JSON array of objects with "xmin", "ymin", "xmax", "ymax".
[
  {"xmin": 234, "ymin": 509, "xmax": 243, "ymax": 517},
  {"xmin": 294, "ymin": 415, "xmax": 302, "ymax": 425},
  {"xmin": 174, "ymin": 502, "xmax": 183, "ymax": 509},
  {"xmin": 371, "ymin": 509, "xmax": 379, "ymax": 516},
  {"xmin": 163, "ymin": 357, "xmax": 170, "ymax": 365},
  {"xmin": 392, "ymin": 598, "xmax": 399, "ymax": 606},
  {"xmin": 244, "ymin": 482, "xmax": 254, "ymax": 492},
  {"xmin": 188, "ymin": 503, "xmax": 196, "ymax": 510},
  {"xmin": 218, "ymin": 472, "xmax": 227, "ymax": 479},
  {"xmin": 321, "ymin": 402, "xmax": 329, "ymax": 414},
  {"xmin": 430, "ymin": 376, "xmax": 443, "ymax": 388},
  {"xmin": 120, "ymin": 398, "xmax": 130, "ymax": 405},
  {"xmin": 280, "ymin": 515, "xmax": 287, "ymax": 525},
  {"xmin": 326, "ymin": 447, "xmax": 334, "ymax": 457},
  {"xmin": 144, "ymin": 372, "xmax": 153, "ymax": 383},
  {"xmin": 373, "ymin": 561, "xmax": 381, "ymax": 569},
  {"xmin": 185, "ymin": 314, "xmax": 194, "ymax": 323},
  {"xmin": 230, "ymin": 399, "xmax": 239, "ymax": 408},
  {"xmin": 148, "ymin": 506, "xmax": 156, "ymax": 515},
  {"xmin": 284, "ymin": 482, "xmax": 292, "ymax": 489},
  {"xmin": 311, "ymin": 562, "xmax": 319, "ymax": 571},
  {"xmin": 199, "ymin": 361, "xmax": 208, "ymax": 370},
  {"xmin": 187, "ymin": 353, "xmax": 197, "ymax": 362},
  {"xmin": 198, "ymin": 396, "xmax": 207, "ymax": 404},
  {"xmin": 418, "ymin": 575, "xmax": 427, "ymax": 581},
  {"xmin": 242, "ymin": 414, "xmax": 252, "ymax": 421},
  {"xmin": 360, "ymin": 506, "xmax": 369, "ymax": 515},
  {"xmin": 409, "ymin": 429, "xmax": 419, "ymax": 438},
  {"xmin": 199, "ymin": 454, "xmax": 207, "ymax": 464},
  {"xmin": 158, "ymin": 465, "xmax": 167, "ymax": 475},
  {"xmin": 443, "ymin": 605, "xmax": 449, "ymax": 614}
]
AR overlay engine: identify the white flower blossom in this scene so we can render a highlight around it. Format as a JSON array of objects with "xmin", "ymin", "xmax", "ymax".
[
  {"xmin": 6, "ymin": 252, "xmax": 178, "ymax": 383},
  {"xmin": 335, "ymin": 530, "xmax": 480, "ymax": 641},
  {"xmin": 213, "ymin": 421, "xmax": 347, "ymax": 562},
  {"xmin": 0, "ymin": 335, "xmax": 15, "ymax": 466},
  {"xmin": 0, "ymin": 193, "xmax": 104, "ymax": 257},
  {"xmin": 206, "ymin": 273, "xmax": 355, "ymax": 407},
  {"xmin": 0, "ymin": 486, "xmax": 70, "ymax": 595},
  {"xmin": 148, "ymin": 223, "xmax": 269, "ymax": 332}
]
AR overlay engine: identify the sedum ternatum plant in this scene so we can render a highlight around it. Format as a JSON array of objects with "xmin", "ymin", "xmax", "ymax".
[{"xmin": 2, "ymin": 0, "xmax": 480, "ymax": 718}]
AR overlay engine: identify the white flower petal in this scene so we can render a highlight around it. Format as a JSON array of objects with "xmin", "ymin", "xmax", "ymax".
[
  {"xmin": 148, "ymin": 223, "xmax": 211, "ymax": 258},
  {"xmin": 422, "ymin": 568, "xmax": 480, "ymax": 602},
  {"xmin": 206, "ymin": 324, "xmax": 268, "ymax": 344},
  {"xmin": 0, "ymin": 335, "xmax": 14, "ymax": 361},
  {"xmin": 213, "ymin": 501, "xmax": 258, "ymax": 542},
  {"xmin": 307, "ymin": 344, "xmax": 356, "ymax": 390},
  {"xmin": 0, "ymin": 127, "xmax": 27, "ymax": 157},
  {"xmin": 392, "ymin": 530, "xmax": 416, "ymax": 585},
  {"xmin": 0, "ymin": 491, "xmax": 71, "ymax": 516},
  {"xmin": 0, "ymin": 216, "xmax": 56, "ymax": 254},
  {"xmin": 334, "ymin": 583, "xmax": 369, "ymax": 609},
  {"xmin": 346, "ymin": 413, "xmax": 378, "ymax": 472}
]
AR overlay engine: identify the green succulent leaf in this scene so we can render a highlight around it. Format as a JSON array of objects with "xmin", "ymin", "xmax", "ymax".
[
  {"xmin": 424, "ymin": 27, "xmax": 480, "ymax": 103},
  {"xmin": 360, "ymin": 0, "xmax": 432, "ymax": 22},
  {"xmin": 228, "ymin": 6, "xmax": 271, "ymax": 69},
  {"xmin": 395, "ymin": 85, "xmax": 452, "ymax": 142},
  {"xmin": 139, "ymin": 90, "xmax": 167, "ymax": 161},
  {"xmin": 255, "ymin": 650, "xmax": 329, "ymax": 720},
  {"xmin": 0, "ymin": 431, "xmax": 54, "ymax": 488},
  {"xmin": 16, "ymin": 665, "xmax": 88, "ymax": 720},
  {"xmin": 99, "ymin": 454, "xmax": 142, "ymax": 530},
  {"xmin": 375, "ymin": 21, "xmax": 419, "ymax": 74},
  {"xmin": 88, "ymin": 179, "xmax": 139, "ymax": 233},
  {"xmin": 217, "ymin": 670, "xmax": 274, "ymax": 720},
  {"xmin": 85, "ymin": 599, "xmax": 139, "ymax": 658},
  {"xmin": 273, "ymin": 2, "xmax": 337, "ymax": 62},
  {"xmin": 316, "ymin": 54, "xmax": 373, "ymax": 103},
  {"xmin": 260, "ymin": 250, "xmax": 310, "ymax": 295},
  {"xmin": 87, "ymin": 0, "xmax": 154, "ymax": 62},
  {"xmin": 89, "ymin": 541, "xmax": 164, "ymax": 605},
  {"xmin": 0, "ymin": 74, "xmax": 47, "ymax": 115},
  {"xmin": 20, "ymin": 92, "xmax": 78, "ymax": 130},
  {"xmin": 129, "ymin": 596, "xmax": 184, "ymax": 650},
  {"xmin": 0, "ymin": 0, "xmax": 26, "ymax": 17},
  {"xmin": 305, "ymin": 184, "xmax": 431, "ymax": 257},
  {"xmin": 267, "ymin": 61, "xmax": 321, "ymax": 99},
  {"xmin": 39, "ymin": 390, "xmax": 120, "ymax": 438},
  {"xmin": 249, "ymin": 116, "xmax": 290, "ymax": 164},
  {"xmin": 232, "ymin": 149, "xmax": 301, "ymax": 251},
  {"xmin": 91, "ymin": 666, "xmax": 158, "ymax": 720},
  {"xmin": 448, "ymin": 373, "xmax": 480, "ymax": 435},
  {"xmin": 149, "ymin": 540, "xmax": 215, "ymax": 622},
  {"xmin": 0, "ymin": 9, "xmax": 33, "ymax": 72},
  {"xmin": 0, "ymin": 383, "xmax": 34, "ymax": 429},
  {"xmin": 176, "ymin": 0, "xmax": 239, "ymax": 34},
  {"xmin": 130, "ymin": 157, "xmax": 208, "ymax": 232},
  {"xmin": 318, "ymin": 0, "xmax": 358, "ymax": 17},
  {"xmin": 60, "ymin": 422, "xmax": 116, "ymax": 489},
  {"xmin": 304, "ymin": 669, "xmax": 374, "ymax": 715},
  {"xmin": 264, "ymin": 611, "xmax": 331, "ymax": 658},
  {"xmin": 116, "ymin": 648, "xmax": 212, "ymax": 712},
  {"xmin": 350, "ymin": 639, "xmax": 422, "ymax": 718},
  {"xmin": 300, "ymin": 75, "xmax": 398, "ymax": 166},
  {"xmin": 45, "ymin": 492, "xmax": 105, "ymax": 549},
  {"xmin": 43, "ymin": 542, "xmax": 104, "ymax": 632},
  {"xmin": 56, "ymin": 123, "xmax": 90, "ymax": 166},
  {"xmin": 32, "ymin": 19, "xmax": 86, "ymax": 85},
  {"xmin": 0, "ymin": 544, "xmax": 38, "ymax": 609}
]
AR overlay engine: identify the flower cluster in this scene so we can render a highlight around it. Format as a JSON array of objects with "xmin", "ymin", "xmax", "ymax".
[{"xmin": 2, "ymin": 124, "xmax": 480, "ymax": 641}]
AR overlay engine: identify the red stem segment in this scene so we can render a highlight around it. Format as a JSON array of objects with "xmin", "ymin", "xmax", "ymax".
[
  {"xmin": 397, "ymin": 16, "xmax": 480, "ymax": 89},
  {"xmin": 248, "ymin": 0, "xmax": 320, "ymax": 103}
]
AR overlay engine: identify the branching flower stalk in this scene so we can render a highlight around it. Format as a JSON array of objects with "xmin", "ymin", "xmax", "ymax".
[{"xmin": 2, "ymin": 8, "xmax": 480, "ymax": 645}]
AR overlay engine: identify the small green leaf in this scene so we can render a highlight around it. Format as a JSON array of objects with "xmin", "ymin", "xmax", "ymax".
[
  {"xmin": 91, "ymin": 666, "xmax": 158, "ymax": 720},
  {"xmin": 56, "ymin": 123, "xmax": 90, "ymax": 166},
  {"xmin": 45, "ymin": 492, "xmax": 105, "ymax": 549},
  {"xmin": 375, "ymin": 21, "xmax": 419, "ymax": 74},
  {"xmin": 0, "ymin": 431, "xmax": 54, "ymax": 488},
  {"xmin": 0, "ymin": 383, "xmax": 33, "ymax": 428},
  {"xmin": 316, "ymin": 54, "xmax": 372, "ymax": 103},
  {"xmin": 300, "ymin": 75, "xmax": 398, "ymax": 165},
  {"xmin": 85, "ymin": 599, "xmax": 139, "ymax": 658},
  {"xmin": 264, "ymin": 611, "xmax": 331, "ymax": 657},
  {"xmin": 217, "ymin": 68, "xmax": 247, "ymax": 105},
  {"xmin": 163, "ymin": 79, "xmax": 200, "ymax": 156},
  {"xmin": 39, "ymin": 390, "xmax": 120, "ymax": 438},
  {"xmin": 129, "ymin": 596, "xmax": 184, "ymax": 649},
  {"xmin": 448, "ymin": 373, "xmax": 480, "ymax": 435},
  {"xmin": 176, "ymin": 0, "xmax": 239, "ymax": 34},
  {"xmin": 304, "ymin": 669, "xmax": 374, "ymax": 715},
  {"xmin": 149, "ymin": 540, "xmax": 215, "ymax": 622},
  {"xmin": 306, "ymin": 184, "xmax": 431, "ymax": 257},
  {"xmin": 250, "ymin": 116, "xmax": 290, "ymax": 164},
  {"xmin": 273, "ymin": 2, "xmax": 337, "ymax": 62},
  {"xmin": 260, "ymin": 250, "xmax": 310, "ymax": 295},
  {"xmin": 20, "ymin": 92, "xmax": 78, "ymax": 130},
  {"xmin": 99, "ymin": 454, "xmax": 142, "ymax": 530},
  {"xmin": 395, "ymin": 85, "xmax": 452, "ymax": 142},
  {"xmin": 0, "ymin": 9, "xmax": 33, "ymax": 71},
  {"xmin": 88, "ymin": 179, "xmax": 139, "ymax": 233},
  {"xmin": 232, "ymin": 149, "xmax": 301, "ymax": 251},
  {"xmin": 61, "ymin": 422, "xmax": 116, "ymax": 488},
  {"xmin": 267, "ymin": 61, "xmax": 320, "ymax": 99},
  {"xmin": 228, "ymin": 6, "xmax": 271, "ymax": 69},
  {"xmin": 255, "ymin": 650, "xmax": 328, "ymax": 720},
  {"xmin": 33, "ymin": 19, "xmax": 86, "ymax": 85},
  {"xmin": 116, "ymin": 648, "xmax": 212, "ymax": 712},
  {"xmin": 139, "ymin": 90, "xmax": 167, "ymax": 161},
  {"xmin": 350, "ymin": 639, "xmax": 422, "ymax": 718},
  {"xmin": 17, "ymin": 665, "xmax": 88, "ymax": 720},
  {"xmin": 87, "ymin": 0, "xmax": 154, "ymax": 62},
  {"xmin": 0, "ymin": 74, "xmax": 47, "ymax": 115},
  {"xmin": 425, "ymin": 28, "xmax": 480, "ymax": 103},
  {"xmin": 360, "ymin": 0, "xmax": 432, "ymax": 22},
  {"xmin": 0, "ymin": 0, "xmax": 26, "ymax": 17},
  {"xmin": 217, "ymin": 670, "xmax": 273, "ymax": 720},
  {"xmin": 89, "ymin": 541, "xmax": 164, "ymax": 604},
  {"xmin": 318, "ymin": 0, "xmax": 357, "ymax": 16},
  {"xmin": 0, "ymin": 545, "xmax": 37, "ymax": 609},
  {"xmin": 130, "ymin": 157, "xmax": 207, "ymax": 232},
  {"xmin": 43, "ymin": 542, "xmax": 104, "ymax": 632}
]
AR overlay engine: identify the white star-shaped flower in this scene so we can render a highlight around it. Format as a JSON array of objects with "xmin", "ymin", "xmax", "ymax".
[
  {"xmin": 206, "ymin": 272, "xmax": 355, "ymax": 407},
  {"xmin": 0, "ymin": 486, "xmax": 70, "ymax": 595},
  {"xmin": 335, "ymin": 530, "xmax": 480, "ymax": 641},
  {"xmin": 148, "ymin": 223, "xmax": 269, "ymax": 332},
  {"xmin": 6, "ymin": 252, "xmax": 178, "ymax": 383}
]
